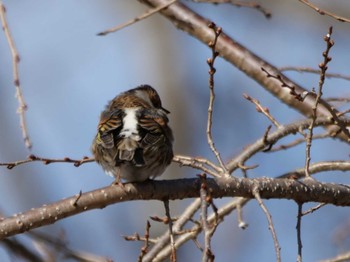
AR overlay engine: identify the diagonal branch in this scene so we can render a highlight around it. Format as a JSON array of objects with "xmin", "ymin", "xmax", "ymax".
[
  {"xmin": 138, "ymin": 0, "xmax": 350, "ymax": 142},
  {"xmin": 97, "ymin": 0, "xmax": 177, "ymax": 35}
]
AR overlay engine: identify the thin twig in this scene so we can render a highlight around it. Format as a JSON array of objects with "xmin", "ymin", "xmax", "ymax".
[
  {"xmin": 153, "ymin": 198, "xmax": 249, "ymax": 261},
  {"xmin": 268, "ymin": 132, "xmax": 332, "ymax": 152},
  {"xmin": 123, "ymin": 233, "xmax": 157, "ymax": 244},
  {"xmin": 299, "ymin": 0, "xmax": 350, "ymax": 23},
  {"xmin": 280, "ymin": 161, "xmax": 350, "ymax": 179},
  {"xmin": 261, "ymin": 67, "xmax": 310, "ymax": 102},
  {"xmin": 296, "ymin": 203, "xmax": 303, "ymax": 262},
  {"xmin": 304, "ymin": 27, "xmax": 334, "ymax": 177},
  {"xmin": 97, "ymin": 0, "xmax": 177, "ymax": 36},
  {"xmin": 337, "ymin": 109, "xmax": 350, "ymax": 117},
  {"xmin": 279, "ymin": 66, "xmax": 350, "ymax": 81},
  {"xmin": 138, "ymin": 220, "xmax": 151, "ymax": 262},
  {"xmin": 143, "ymin": 199, "xmax": 201, "ymax": 262},
  {"xmin": 72, "ymin": 191, "xmax": 82, "ymax": 207},
  {"xmin": 192, "ymin": 0, "xmax": 271, "ymax": 18},
  {"xmin": 1, "ymin": 154, "xmax": 221, "ymax": 175},
  {"xmin": 243, "ymin": 93, "xmax": 281, "ymax": 128},
  {"xmin": 163, "ymin": 200, "xmax": 176, "ymax": 262},
  {"xmin": 173, "ymin": 155, "xmax": 221, "ymax": 177},
  {"xmin": 0, "ymin": 1, "xmax": 31, "ymax": 149},
  {"xmin": 0, "ymin": 155, "xmax": 94, "ymax": 169},
  {"xmin": 302, "ymin": 203, "xmax": 326, "ymax": 216},
  {"xmin": 199, "ymin": 174, "xmax": 215, "ymax": 262},
  {"xmin": 326, "ymin": 97, "xmax": 350, "ymax": 103},
  {"xmin": 236, "ymin": 202, "xmax": 248, "ymax": 229},
  {"xmin": 206, "ymin": 22, "xmax": 228, "ymax": 175},
  {"xmin": 262, "ymin": 125, "xmax": 273, "ymax": 152},
  {"xmin": 252, "ymin": 186, "xmax": 281, "ymax": 262}
]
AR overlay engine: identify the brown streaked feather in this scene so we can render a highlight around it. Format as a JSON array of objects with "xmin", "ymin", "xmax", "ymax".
[
  {"xmin": 97, "ymin": 109, "xmax": 124, "ymax": 149},
  {"xmin": 109, "ymin": 94, "xmax": 152, "ymax": 111}
]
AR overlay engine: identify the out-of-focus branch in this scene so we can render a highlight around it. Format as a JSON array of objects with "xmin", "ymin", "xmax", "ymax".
[
  {"xmin": 97, "ymin": 0, "xmax": 177, "ymax": 35},
  {"xmin": 321, "ymin": 251, "xmax": 350, "ymax": 262},
  {"xmin": 1, "ymin": 238, "xmax": 44, "ymax": 262},
  {"xmin": 298, "ymin": 0, "xmax": 350, "ymax": 23},
  {"xmin": 279, "ymin": 66, "xmax": 350, "ymax": 81},
  {"xmin": 138, "ymin": 0, "xmax": 350, "ymax": 142},
  {"xmin": 192, "ymin": 0, "xmax": 271, "ymax": 18},
  {"xmin": 0, "ymin": 1, "xmax": 31, "ymax": 149}
]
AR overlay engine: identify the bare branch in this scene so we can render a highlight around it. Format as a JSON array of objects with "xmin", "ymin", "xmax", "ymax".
[
  {"xmin": 163, "ymin": 200, "xmax": 176, "ymax": 261},
  {"xmin": 296, "ymin": 203, "xmax": 303, "ymax": 262},
  {"xmin": 299, "ymin": 0, "xmax": 350, "ymax": 23},
  {"xmin": 0, "ymin": 1, "xmax": 31, "ymax": 149},
  {"xmin": 137, "ymin": 221, "xmax": 151, "ymax": 262},
  {"xmin": 321, "ymin": 251, "xmax": 350, "ymax": 262},
  {"xmin": 144, "ymin": 199, "xmax": 201, "ymax": 262},
  {"xmin": 2, "ymin": 176, "xmax": 350, "ymax": 240},
  {"xmin": 279, "ymin": 66, "xmax": 350, "ymax": 81},
  {"xmin": 206, "ymin": 22, "xmax": 228, "ymax": 175},
  {"xmin": 302, "ymin": 203, "xmax": 326, "ymax": 216},
  {"xmin": 280, "ymin": 161, "xmax": 350, "ymax": 179},
  {"xmin": 236, "ymin": 201, "xmax": 248, "ymax": 229},
  {"xmin": 1, "ymin": 238, "xmax": 45, "ymax": 262},
  {"xmin": 0, "ymin": 155, "xmax": 94, "ymax": 169},
  {"xmin": 97, "ymin": 0, "xmax": 177, "ymax": 36},
  {"xmin": 243, "ymin": 93, "xmax": 281, "ymax": 128},
  {"xmin": 173, "ymin": 155, "xmax": 221, "ymax": 177},
  {"xmin": 304, "ymin": 26, "xmax": 334, "ymax": 177},
  {"xmin": 226, "ymin": 116, "xmax": 350, "ymax": 173},
  {"xmin": 154, "ymin": 198, "xmax": 249, "ymax": 261},
  {"xmin": 199, "ymin": 174, "xmax": 215, "ymax": 262},
  {"xmin": 192, "ymin": 0, "xmax": 271, "ymax": 18},
  {"xmin": 138, "ymin": 0, "xmax": 350, "ymax": 142},
  {"xmin": 252, "ymin": 186, "xmax": 281, "ymax": 262},
  {"xmin": 268, "ymin": 132, "xmax": 331, "ymax": 152}
]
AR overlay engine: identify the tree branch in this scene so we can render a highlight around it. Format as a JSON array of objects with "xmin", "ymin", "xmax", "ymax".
[
  {"xmin": 139, "ymin": 0, "xmax": 350, "ymax": 142},
  {"xmin": 1, "ymin": 176, "xmax": 350, "ymax": 240}
]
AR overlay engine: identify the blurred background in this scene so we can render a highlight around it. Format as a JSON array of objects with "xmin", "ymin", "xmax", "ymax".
[{"xmin": 0, "ymin": 1, "xmax": 350, "ymax": 261}]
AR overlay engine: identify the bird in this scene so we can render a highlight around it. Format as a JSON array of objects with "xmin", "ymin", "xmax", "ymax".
[{"xmin": 91, "ymin": 85, "xmax": 174, "ymax": 183}]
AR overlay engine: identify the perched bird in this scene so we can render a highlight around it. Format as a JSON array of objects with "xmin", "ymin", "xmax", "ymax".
[{"xmin": 91, "ymin": 85, "xmax": 174, "ymax": 183}]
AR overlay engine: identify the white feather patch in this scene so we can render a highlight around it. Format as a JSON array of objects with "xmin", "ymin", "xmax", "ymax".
[{"xmin": 120, "ymin": 108, "xmax": 141, "ymax": 140}]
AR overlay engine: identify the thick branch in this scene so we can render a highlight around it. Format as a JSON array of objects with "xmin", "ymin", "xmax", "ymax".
[
  {"xmin": 139, "ymin": 0, "xmax": 350, "ymax": 141},
  {"xmin": 1, "ymin": 176, "xmax": 350, "ymax": 240}
]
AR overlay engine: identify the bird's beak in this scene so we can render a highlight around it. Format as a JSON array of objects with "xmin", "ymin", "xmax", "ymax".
[{"xmin": 162, "ymin": 107, "xmax": 170, "ymax": 114}]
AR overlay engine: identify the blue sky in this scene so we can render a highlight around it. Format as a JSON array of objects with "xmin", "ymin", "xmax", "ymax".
[{"xmin": 0, "ymin": 1, "xmax": 350, "ymax": 261}]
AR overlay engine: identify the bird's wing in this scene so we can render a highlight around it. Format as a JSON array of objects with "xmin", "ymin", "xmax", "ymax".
[
  {"xmin": 96, "ymin": 109, "xmax": 124, "ymax": 149},
  {"xmin": 138, "ymin": 109, "xmax": 170, "ymax": 147}
]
